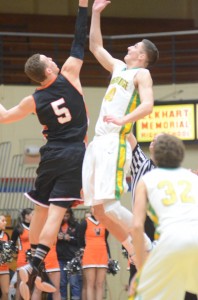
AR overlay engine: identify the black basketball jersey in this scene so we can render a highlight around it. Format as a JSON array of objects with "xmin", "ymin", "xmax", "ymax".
[{"xmin": 33, "ymin": 74, "xmax": 88, "ymax": 143}]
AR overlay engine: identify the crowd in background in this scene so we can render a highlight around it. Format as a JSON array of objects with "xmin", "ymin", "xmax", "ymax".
[{"xmin": 0, "ymin": 206, "xmax": 117, "ymax": 300}]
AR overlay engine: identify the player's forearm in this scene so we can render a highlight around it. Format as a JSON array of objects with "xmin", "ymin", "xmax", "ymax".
[
  {"xmin": 89, "ymin": 10, "xmax": 103, "ymax": 54},
  {"xmin": 124, "ymin": 102, "xmax": 153, "ymax": 124},
  {"xmin": 131, "ymin": 228, "xmax": 146, "ymax": 270},
  {"xmin": 70, "ymin": 5, "xmax": 88, "ymax": 60},
  {"xmin": 127, "ymin": 133, "xmax": 137, "ymax": 151},
  {"xmin": 79, "ymin": 0, "xmax": 88, "ymax": 7}
]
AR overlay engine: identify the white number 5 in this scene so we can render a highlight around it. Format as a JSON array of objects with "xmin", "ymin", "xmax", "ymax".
[{"xmin": 51, "ymin": 98, "xmax": 72, "ymax": 124}]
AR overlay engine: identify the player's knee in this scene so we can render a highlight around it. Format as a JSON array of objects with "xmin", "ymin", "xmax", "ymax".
[
  {"xmin": 104, "ymin": 200, "xmax": 121, "ymax": 219},
  {"xmin": 103, "ymin": 201, "xmax": 133, "ymax": 230}
]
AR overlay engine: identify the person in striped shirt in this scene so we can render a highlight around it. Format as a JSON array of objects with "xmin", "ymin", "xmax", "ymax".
[
  {"xmin": 130, "ymin": 133, "xmax": 156, "ymax": 208},
  {"xmin": 129, "ymin": 132, "xmax": 164, "ymax": 240}
]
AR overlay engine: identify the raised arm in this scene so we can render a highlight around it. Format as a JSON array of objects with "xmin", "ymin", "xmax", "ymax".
[
  {"xmin": 89, "ymin": 0, "xmax": 120, "ymax": 73},
  {"xmin": 61, "ymin": 0, "xmax": 88, "ymax": 87}
]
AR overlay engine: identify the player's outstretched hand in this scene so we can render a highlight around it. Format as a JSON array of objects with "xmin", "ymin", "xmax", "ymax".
[{"xmin": 93, "ymin": 0, "xmax": 111, "ymax": 13}]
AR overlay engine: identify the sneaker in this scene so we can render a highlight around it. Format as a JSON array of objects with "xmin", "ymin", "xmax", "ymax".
[
  {"xmin": 19, "ymin": 264, "xmax": 36, "ymax": 283},
  {"xmin": 19, "ymin": 262, "xmax": 56, "ymax": 295},
  {"xmin": 35, "ymin": 262, "xmax": 56, "ymax": 293},
  {"xmin": 35, "ymin": 276, "xmax": 56, "ymax": 293}
]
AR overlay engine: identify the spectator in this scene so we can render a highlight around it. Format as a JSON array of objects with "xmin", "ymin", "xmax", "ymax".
[
  {"xmin": 56, "ymin": 208, "xmax": 82, "ymax": 300},
  {"xmin": 78, "ymin": 207, "xmax": 111, "ymax": 300},
  {"xmin": 0, "ymin": 215, "xmax": 10, "ymax": 300},
  {"xmin": 11, "ymin": 208, "xmax": 33, "ymax": 300}
]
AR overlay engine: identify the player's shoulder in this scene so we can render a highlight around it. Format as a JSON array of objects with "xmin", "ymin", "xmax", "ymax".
[
  {"xmin": 134, "ymin": 68, "xmax": 152, "ymax": 86},
  {"xmin": 22, "ymin": 94, "xmax": 35, "ymax": 102},
  {"xmin": 136, "ymin": 68, "xmax": 151, "ymax": 77},
  {"xmin": 182, "ymin": 167, "xmax": 198, "ymax": 178},
  {"xmin": 142, "ymin": 167, "xmax": 158, "ymax": 180}
]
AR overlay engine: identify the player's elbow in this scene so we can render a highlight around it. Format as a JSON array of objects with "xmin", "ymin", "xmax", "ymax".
[
  {"xmin": 89, "ymin": 36, "xmax": 102, "ymax": 57},
  {"xmin": 89, "ymin": 41, "xmax": 97, "ymax": 55},
  {"xmin": 143, "ymin": 103, "xmax": 153, "ymax": 117},
  {"xmin": 0, "ymin": 115, "xmax": 10, "ymax": 124}
]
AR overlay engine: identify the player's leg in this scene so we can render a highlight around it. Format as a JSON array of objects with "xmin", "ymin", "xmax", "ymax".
[
  {"xmin": 29, "ymin": 204, "xmax": 48, "ymax": 246},
  {"xmin": 20, "ymin": 204, "xmax": 66, "ymax": 297},
  {"xmin": 93, "ymin": 204, "xmax": 135, "ymax": 258},
  {"xmin": 38, "ymin": 204, "xmax": 66, "ymax": 248},
  {"xmin": 31, "ymin": 204, "xmax": 66, "ymax": 281},
  {"xmin": 103, "ymin": 200, "xmax": 152, "ymax": 251},
  {"xmin": 93, "ymin": 202, "xmax": 152, "ymax": 261}
]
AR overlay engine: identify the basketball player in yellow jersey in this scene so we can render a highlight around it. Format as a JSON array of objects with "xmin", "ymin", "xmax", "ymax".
[
  {"xmin": 83, "ymin": 0, "xmax": 159, "ymax": 262},
  {"xmin": 129, "ymin": 134, "xmax": 198, "ymax": 299}
]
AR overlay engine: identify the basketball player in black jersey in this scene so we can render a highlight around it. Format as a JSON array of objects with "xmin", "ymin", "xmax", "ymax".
[{"xmin": 0, "ymin": 0, "xmax": 88, "ymax": 298}]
